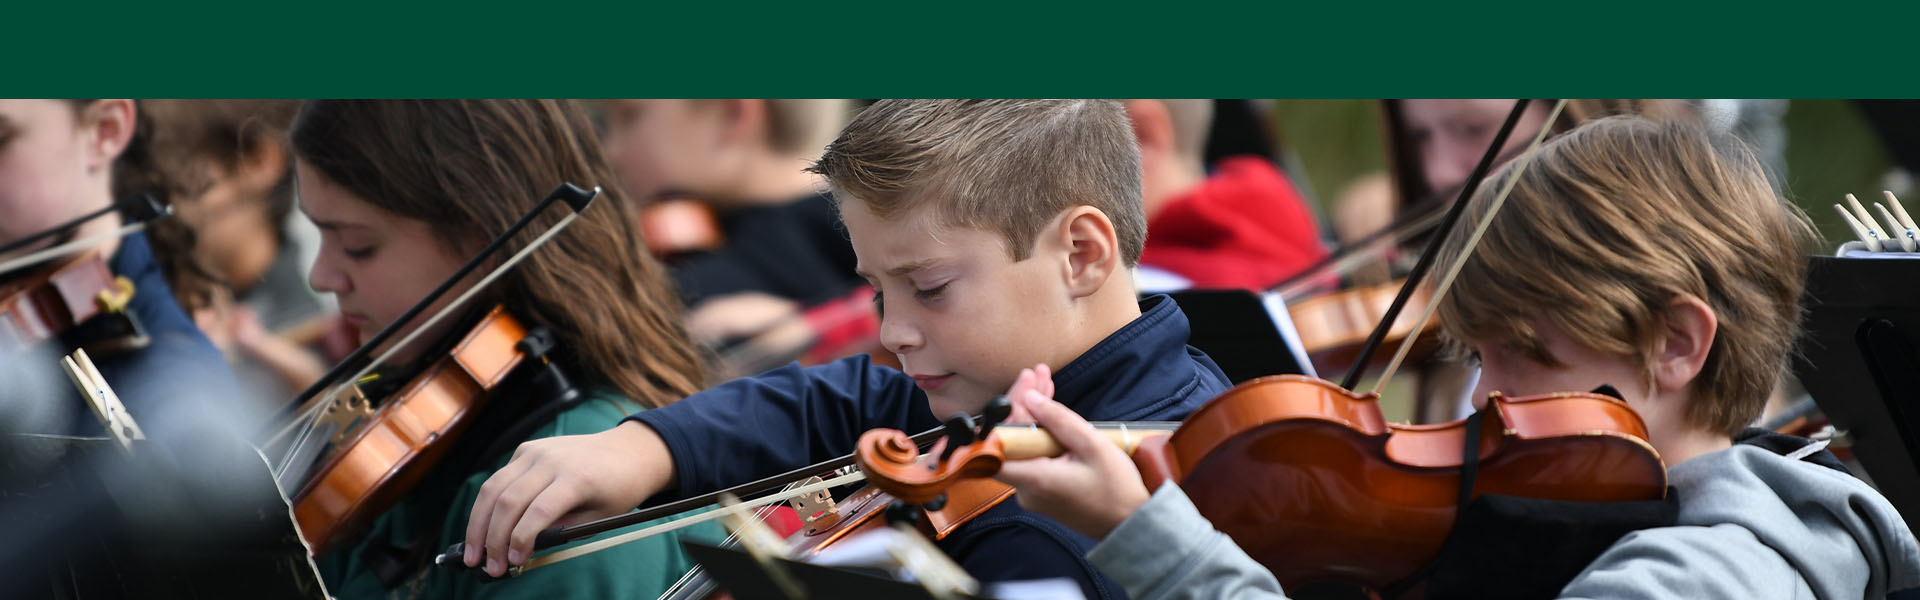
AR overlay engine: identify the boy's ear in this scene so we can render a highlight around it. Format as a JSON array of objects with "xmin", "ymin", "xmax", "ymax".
[
  {"xmin": 1650, "ymin": 294, "xmax": 1717, "ymax": 394},
  {"xmin": 1057, "ymin": 206, "xmax": 1121, "ymax": 299},
  {"xmin": 721, "ymin": 99, "xmax": 768, "ymax": 146},
  {"xmin": 81, "ymin": 100, "xmax": 137, "ymax": 172}
]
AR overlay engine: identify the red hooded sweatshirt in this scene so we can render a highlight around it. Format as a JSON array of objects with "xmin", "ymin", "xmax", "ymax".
[{"xmin": 1140, "ymin": 157, "xmax": 1329, "ymax": 291}]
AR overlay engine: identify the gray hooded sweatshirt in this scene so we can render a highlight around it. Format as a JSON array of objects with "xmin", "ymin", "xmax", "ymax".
[{"xmin": 1089, "ymin": 440, "xmax": 1920, "ymax": 599}]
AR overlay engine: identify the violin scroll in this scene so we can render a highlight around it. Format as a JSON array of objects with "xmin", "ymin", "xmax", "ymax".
[{"xmin": 855, "ymin": 428, "xmax": 1005, "ymax": 506}]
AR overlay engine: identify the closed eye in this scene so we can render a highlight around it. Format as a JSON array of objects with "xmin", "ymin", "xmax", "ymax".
[{"xmin": 914, "ymin": 282, "xmax": 949, "ymax": 301}]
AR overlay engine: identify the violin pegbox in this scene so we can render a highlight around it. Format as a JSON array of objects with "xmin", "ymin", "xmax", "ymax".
[{"xmin": 857, "ymin": 427, "xmax": 1008, "ymax": 506}]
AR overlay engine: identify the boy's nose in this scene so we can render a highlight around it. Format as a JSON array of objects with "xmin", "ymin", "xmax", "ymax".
[{"xmin": 878, "ymin": 314, "xmax": 923, "ymax": 355}]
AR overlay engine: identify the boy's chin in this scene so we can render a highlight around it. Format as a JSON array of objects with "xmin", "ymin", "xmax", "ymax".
[{"xmin": 925, "ymin": 386, "xmax": 992, "ymax": 419}]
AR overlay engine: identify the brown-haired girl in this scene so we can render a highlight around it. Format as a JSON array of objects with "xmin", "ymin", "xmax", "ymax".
[{"xmin": 288, "ymin": 99, "xmax": 719, "ymax": 598}]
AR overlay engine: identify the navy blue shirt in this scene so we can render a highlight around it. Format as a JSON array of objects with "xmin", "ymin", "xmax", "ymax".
[
  {"xmin": 98, "ymin": 232, "xmax": 240, "ymax": 433},
  {"xmin": 630, "ymin": 294, "xmax": 1231, "ymax": 599},
  {"xmin": 1, "ymin": 232, "xmax": 250, "ymax": 596}
]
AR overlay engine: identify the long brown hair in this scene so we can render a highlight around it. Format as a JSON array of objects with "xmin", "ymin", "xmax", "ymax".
[
  {"xmin": 1380, "ymin": 99, "xmax": 1697, "ymax": 209},
  {"xmin": 289, "ymin": 100, "xmax": 704, "ymax": 408}
]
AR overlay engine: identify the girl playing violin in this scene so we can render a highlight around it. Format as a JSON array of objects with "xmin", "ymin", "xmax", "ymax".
[
  {"xmin": 288, "ymin": 100, "xmax": 720, "ymax": 598},
  {"xmin": 997, "ymin": 117, "xmax": 1920, "ymax": 599}
]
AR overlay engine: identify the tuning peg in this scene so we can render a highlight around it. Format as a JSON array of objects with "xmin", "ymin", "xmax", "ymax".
[
  {"xmin": 939, "ymin": 413, "xmax": 974, "ymax": 462},
  {"xmin": 977, "ymin": 395, "xmax": 1012, "ymax": 438}
]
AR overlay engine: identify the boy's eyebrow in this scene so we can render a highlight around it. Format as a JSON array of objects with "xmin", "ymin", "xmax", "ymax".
[{"xmin": 856, "ymin": 258, "xmax": 945, "ymax": 280}]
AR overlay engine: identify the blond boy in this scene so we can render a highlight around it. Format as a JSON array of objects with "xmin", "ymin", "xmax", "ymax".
[{"xmin": 464, "ymin": 100, "xmax": 1234, "ymax": 597}]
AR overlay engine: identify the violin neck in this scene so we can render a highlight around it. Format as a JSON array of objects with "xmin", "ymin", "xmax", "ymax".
[{"xmin": 992, "ymin": 424, "xmax": 1171, "ymax": 460}]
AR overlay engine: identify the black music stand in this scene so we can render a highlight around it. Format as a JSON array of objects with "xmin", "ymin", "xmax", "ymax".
[
  {"xmin": 1793, "ymin": 253, "xmax": 1920, "ymax": 526},
  {"xmin": 1166, "ymin": 289, "xmax": 1307, "ymax": 384},
  {"xmin": 681, "ymin": 540, "xmax": 992, "ymax": 600}
]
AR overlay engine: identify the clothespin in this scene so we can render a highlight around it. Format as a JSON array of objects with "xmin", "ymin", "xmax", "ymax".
[
  {"xmin": 61, "ymin": 348, "xmax": 145, "ymax": 453},
  {"xmin": 1847, "ymin": 194, "xmax": 1894, "ymax": 251},
  {"xmin": 1874, "ymin": 203, "xmax": 1918, "ymax": 251},
  {"xmin": 1837, "ymin": 203, "xmax": 1885, "ymax": 252},
  {"xmin": 1886, "ymin": 191, "xmax": 1920, "ymax": 251}
]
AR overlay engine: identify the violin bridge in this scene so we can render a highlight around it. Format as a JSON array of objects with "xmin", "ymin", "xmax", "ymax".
[
  {"xmin": 788, "ymin": 475, "xmax": 843, "ymax": 534},
  {"xmin": 318, "ymin": 386, "xmax": 374, "ymax": 445}
]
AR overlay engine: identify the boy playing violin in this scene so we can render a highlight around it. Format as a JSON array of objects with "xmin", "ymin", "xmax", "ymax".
[
  {"xmin": 462, "ymin": 100, "xmax": 1234, "ymax": 597},
  {"xmin": 994, "ymin": 116, "xmax": 1920, "ymax": 599}
]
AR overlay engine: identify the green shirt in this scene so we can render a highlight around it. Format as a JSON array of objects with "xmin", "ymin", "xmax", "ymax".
[{"xmin": 318, "ymin": 389, "xmax": 723, "ymax": 599}]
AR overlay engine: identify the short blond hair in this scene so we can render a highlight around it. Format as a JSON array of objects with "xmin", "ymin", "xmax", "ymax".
[
  {"xmin": 809, "ymin": 99, "xmax": 1145, "ymax": 265},
  {"xmin": 1436, "ymin": 116, "xmax": 1815, "ymax": 436}
]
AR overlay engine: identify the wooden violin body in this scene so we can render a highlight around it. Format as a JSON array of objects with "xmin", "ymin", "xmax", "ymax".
[
  {"xmin": 0, "ymin": 252, "xmax": 138, "ymax": 354},
  {"xmin": 1135, "ymin": 375, "xmax": 1665, "ymax": 591},
  {"xmin": 293, "ymin": 306, "xmax": 528, "ymax": 554},
  {"xmin": 1287, "ymin": 279, "xmax": 1440, "ymax": 373}
]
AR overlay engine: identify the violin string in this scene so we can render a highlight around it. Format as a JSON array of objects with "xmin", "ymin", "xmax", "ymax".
[
  {"xmin": 1370, "ymin": 99, "xmax": 1568, "ymax": 396},
  {"xmin": 654, "ymin": 478, "xmax": 808, "ymax": 600},
  {"xmin": 271, "ymin": 209, "xmax": 583, "ymax": 478},
  {"xmin": 1335, "ymin": 100, "xmax": 1534, "ymax": 391},
  {"xmin": 0, "ymin": 221, "xmax": 156, "ymax": 278},
  {"xmin": 1272, "ymin": 205, "xmax": 1447, "ymax": 300},
  {"xmin": 518, "ymin": 470, "xmax": 868, "ymax": 575}
]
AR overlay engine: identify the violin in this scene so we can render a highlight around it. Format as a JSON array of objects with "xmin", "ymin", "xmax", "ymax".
[
  {"xmin": 856, "ymin": 375, "xmax": 1667, "ymax": 592},
  {"xmin": 0, "ymin": 252, "xmax": 141, "ymax": 356},
  {"xmin": 1286, "ymin": 279, "xmax": 1440, "ymax": 374},
  {"xmin": 263, "ymin": 183, "xmax": 598, "ymax": 554},
  {"xmin": 0, "ymin": 194, "xmax": 172, "ymax": 357},
  {"xmin": 292, "ymin": 305, "xmax": 535, "ymax": 553}
]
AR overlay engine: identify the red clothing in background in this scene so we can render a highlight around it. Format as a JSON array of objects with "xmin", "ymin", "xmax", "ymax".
[{"xmin": 1140, "ymin": 157, "xmax": 1328, "ymax": 291}]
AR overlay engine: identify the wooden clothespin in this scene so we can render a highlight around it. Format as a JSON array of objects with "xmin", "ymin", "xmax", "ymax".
[
  {"xmin": 1875, "ymin": 203, "xmax": 1918, "ymax": 251},
  {"xmin": 1847, "ymin": 194, "xmax": 1894, "ymax": 251},
  {"xmin": 61, "ymin": 348, "xmax": 145, "ymax": 453},
  {"xmin": 1885, "ymin": 191, "xmax": 1920, "ymax": 251},
  {"xmin": 1837, "ymin": 203, "xmax": 1885, "ymax": 252}
]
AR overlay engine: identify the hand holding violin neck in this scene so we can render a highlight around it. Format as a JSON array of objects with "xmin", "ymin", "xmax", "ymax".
[
  {"xmin": 855, "ymin": 424, "xmax": 1171, "ymax": 505},
  {"xmin": 993, "ymin": 425, "xmax": 1164, "ymax": 459}
]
